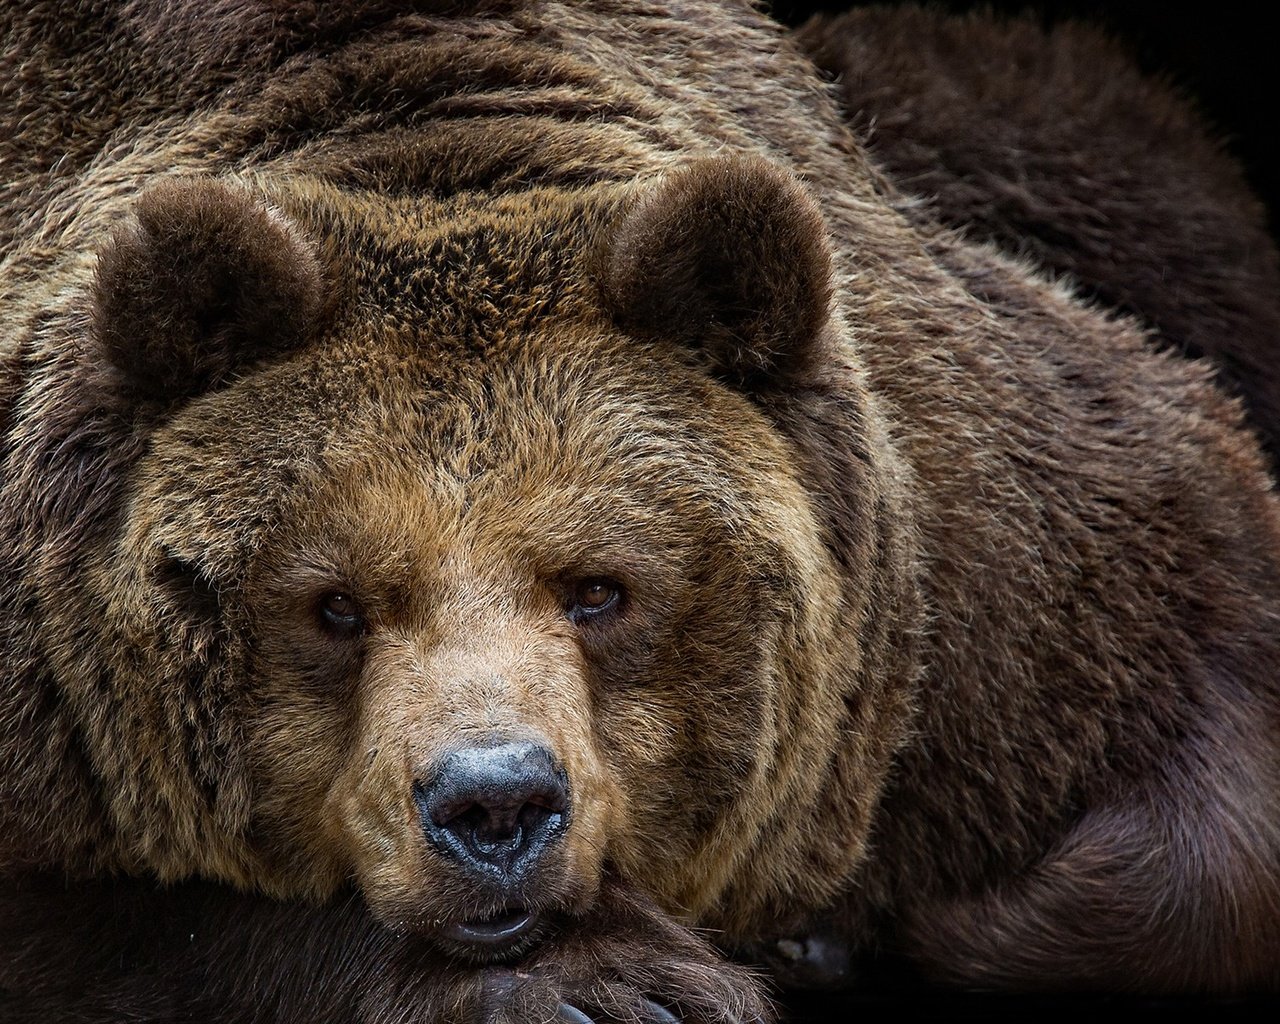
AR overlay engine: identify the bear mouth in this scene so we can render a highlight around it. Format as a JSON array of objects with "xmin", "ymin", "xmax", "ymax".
[{"xmin": 440, "ymin": 906, "xmax": 542, "ymax": 959}]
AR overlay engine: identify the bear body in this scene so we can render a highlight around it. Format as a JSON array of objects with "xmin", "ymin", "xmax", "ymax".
[
  {"xmin": 796, "ymin": 6, "xmax": 1280, "ymax": 461},
  {"xmin": 2, "ymin": 2, "xmax": 1279, "ymax": 1019}
]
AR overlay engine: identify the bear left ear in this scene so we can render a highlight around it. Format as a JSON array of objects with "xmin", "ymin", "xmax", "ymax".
[
  {"xmin": 92, "ymin": 177, "xmax": 325, "ymax": 400},
  {"xmin": 600, "ymin": 155, "xmax": 834, "ymax": 389}
]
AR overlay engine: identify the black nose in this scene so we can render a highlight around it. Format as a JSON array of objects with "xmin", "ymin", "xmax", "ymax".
[{"xmin": 414, "ymin": 742, "xmax": 570, "ymax": 882}]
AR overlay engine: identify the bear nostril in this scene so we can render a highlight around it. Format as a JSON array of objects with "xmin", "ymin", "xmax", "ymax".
[
  {"xmin": 414, "ymin": 742, "xmax": 570, "ymax": 883},
  {"xmin": 436, "ymin": 799, "xmax": 556, "ymax": 855}
]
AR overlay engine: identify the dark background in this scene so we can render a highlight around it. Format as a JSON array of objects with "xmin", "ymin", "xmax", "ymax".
[
  {"xmin": 772, "ymin": 0, "xmax": 1279, "ymax": 237},
  {"xmin": 765, "ymin": 2, "xmax": 1278, "ymax": 1018}
]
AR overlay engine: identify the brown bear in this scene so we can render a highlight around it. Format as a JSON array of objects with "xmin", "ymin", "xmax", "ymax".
[{"xmin": 1, "ymin": 2, "xmax": 1278, "ymax": 1022}]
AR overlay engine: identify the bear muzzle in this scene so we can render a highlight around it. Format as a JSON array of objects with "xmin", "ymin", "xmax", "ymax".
[{"xmin": 414, "ymin": 740, "xmax": 571, "ymax": 954}]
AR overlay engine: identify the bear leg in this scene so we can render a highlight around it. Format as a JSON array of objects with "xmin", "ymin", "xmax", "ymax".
[
  {"xmin": 0, "ymin": 873, "xmax": 771, "ymax": 1022},
  {"xmin": 898, "ymin": 715, "xmax": 1280, "ymax": 991}
]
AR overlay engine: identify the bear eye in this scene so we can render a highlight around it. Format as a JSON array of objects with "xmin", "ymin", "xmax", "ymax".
[
  {"xmin": 317, "ymin": 591, "xmax": 363, "ymax": 636},
  {"xmin": 568, "ymin": 578, "xmax": 624, "ymax": 622}
]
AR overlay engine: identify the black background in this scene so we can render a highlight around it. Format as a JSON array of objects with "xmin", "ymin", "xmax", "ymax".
[
  {"xmin": 773, "ymin": 0, "xmax": 1280, "ymax": 238},
  {"xmin": 764, "ymin": 2, "xmax": 1278, "ymax": 1018}
]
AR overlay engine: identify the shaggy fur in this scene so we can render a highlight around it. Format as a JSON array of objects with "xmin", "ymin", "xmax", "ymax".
[
  {"xmin": 1, "ymin": 2, "xmax": 1278, "ymax": 1021},
  {"xmin": 796, "ymin": 5, "xmax": 1280, "ymax": 458}
]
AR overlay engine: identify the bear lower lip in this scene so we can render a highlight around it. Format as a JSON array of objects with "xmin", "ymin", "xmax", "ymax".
[{"xmin": 443, "ymin": 907, "xmax": 539, "ymax": 947}]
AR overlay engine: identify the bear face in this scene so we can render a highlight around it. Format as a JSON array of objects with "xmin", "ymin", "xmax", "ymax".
[
  {"xmin": 231, "ymin": 339, "xmax": 831, "ymax": 941},
  {"xmin": 40, "ymin": 160, "xmax": 914, "ymax": 960}
]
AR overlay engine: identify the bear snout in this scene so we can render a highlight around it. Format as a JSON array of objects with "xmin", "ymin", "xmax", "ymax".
[{"xmin": 414, "ymin": 740, "xmax": 571, "ymax": 886}]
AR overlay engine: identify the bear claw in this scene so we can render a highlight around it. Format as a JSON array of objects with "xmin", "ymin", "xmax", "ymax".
[
  {"xmin": 555, "ymin": 999, "xmax": 683, "ymax": 1023},
  {"xmin": 742, "ymin": 932, "xmax": 855, "ymax": 990},
  {"xmin": 638, "ymin": 997, "xmax": 682, "ymax": 1022}
]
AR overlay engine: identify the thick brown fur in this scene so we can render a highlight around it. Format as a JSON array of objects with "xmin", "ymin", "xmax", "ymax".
[
  {"xmin": 795, "ymin": 4, "xmax": 1280, "ymax": 458},
  {"xmin": 1, "ymin": 2, "xmax": 1279, "ymax": 1021}
]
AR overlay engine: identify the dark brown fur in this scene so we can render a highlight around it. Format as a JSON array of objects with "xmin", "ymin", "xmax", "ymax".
[
  {"xmin": 93, "ymin": 178, "xmax": 328, "ymax": 398},
  {"xmin": 1, "ymin": 2, "xmax": 1278, "ymax": 1020},
  {"xmin": 796, "ymin": 5, "xmax": 1280, "ymax": 458}
]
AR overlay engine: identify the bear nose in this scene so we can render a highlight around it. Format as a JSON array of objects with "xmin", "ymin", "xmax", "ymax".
[{"xmin": 414, "ymin": 741, "xmax": 570, "ymax": 882}]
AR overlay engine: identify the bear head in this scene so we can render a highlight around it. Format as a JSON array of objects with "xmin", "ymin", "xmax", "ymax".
[{"xmin": 6, "ymin": 157, "xmax": 918, "ymax": 957}]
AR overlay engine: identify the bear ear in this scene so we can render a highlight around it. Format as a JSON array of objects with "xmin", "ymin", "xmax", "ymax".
[
  {"xmin": 600, "ymin": 155, "xmax": 834, "ymax": 389},
  {"xmin": 92, "ymin": 178, "xmax": 325, "ymax": 399}
]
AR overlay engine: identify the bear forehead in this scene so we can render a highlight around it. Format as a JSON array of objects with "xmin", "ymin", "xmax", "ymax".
[
  {"xmin": 273, "ymin": 180, "xmax": 618, "ymax": 336},
  {"xmin": 132, "ymin": 321, "xmax": 809, "ymax": 583}
]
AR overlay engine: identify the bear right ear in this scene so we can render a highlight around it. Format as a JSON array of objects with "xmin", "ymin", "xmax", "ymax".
[
  {"xmin": 600, "ymin": 155, "xmax": 834, "ymax": 391},
  {"xmin": 93, "ymin": 178, "xmax": 325, "ymax": 400}
]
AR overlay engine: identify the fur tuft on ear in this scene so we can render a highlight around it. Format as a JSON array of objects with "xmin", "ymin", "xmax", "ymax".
[
  {"xmin": 602, "ymin": 155, "xmax": 834, "ymax": 389},
  {"xmin": 93, "ymin": 178, "xmax": 325, "ymax": 399}
]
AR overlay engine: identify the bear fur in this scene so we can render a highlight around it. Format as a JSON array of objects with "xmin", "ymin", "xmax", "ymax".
[
  {"xmin": 1, "ymin": 1, "xmax": 1279, "ymax": 1020},
  {"xmin": 795, "ymin": 5, "xmax": 1280, "ymax": 460}
]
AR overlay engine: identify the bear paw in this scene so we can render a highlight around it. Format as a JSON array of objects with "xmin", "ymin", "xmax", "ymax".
[{"xmin": 476, "ymin": 885, "xmax": 771, "ymax": 1024}]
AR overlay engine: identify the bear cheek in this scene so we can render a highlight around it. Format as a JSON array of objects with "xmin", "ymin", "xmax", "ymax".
[{"xmin": 321, "ymin": 625, "xmax": 627, "ymax": 928}]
